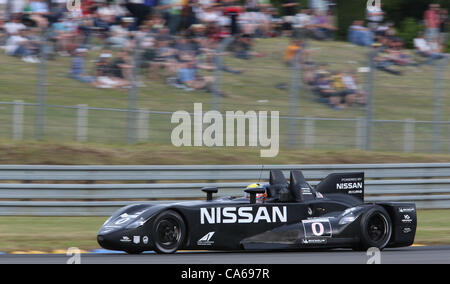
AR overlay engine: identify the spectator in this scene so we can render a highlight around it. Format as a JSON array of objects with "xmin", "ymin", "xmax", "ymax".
[
  {"xmin": 281, "ymin": 0, "xmax": 298, "ymax": 36},
  {"xmin": 69, "ymin": 48, "xmax": 97, "ymax": 84},
  {"xmin": 177, "ymin": 58, "xmax": 215, "ymax": 91},
  {"xmin": 108, "ymin": 50, "xmax": 134, "ymax": 85},
  {"xmin": 424, "ymin": 4, "xmax": 441, "ymax": 42},
  {"xmin": 3, "ymin": 14, "xmax": 27, "ymax": 36},
  {"xmin": 373, "ymin": 43, "xmax": 403, "ymax": 75},
  {"xmin": 341, "ymin": 71, "xmax": 366, "ymax": 105},
  {"xmin": 314, "ymin": 74, "xmax": 343, "ymax": 110},
  {"xmin": 366, "ymin": 1, "xmax": 384, "ymax": 31},
  {"xmin": 108, "ymin": 17, "xmax": 134, "ymax": 49},
  {"xmin": 4, "ymin": 29, "xmax": 39, "ymax": 63},
  {"xmin": 310, "ymin": 10, "xmax": 337, "ymax": 40},
  {"xmin": 348, "ymin": 20, "xmax": 373, "ymax": 46},
  {"xmin": 28, "ymin": 0, "xmax": 50, "ymax": 14},
  {"xmin": 414, "ymin": 33, "xmax": 447, "ymax": 65}
]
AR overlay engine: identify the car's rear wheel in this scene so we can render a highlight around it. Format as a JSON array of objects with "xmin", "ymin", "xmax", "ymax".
[
  {"xmin": 151, "ymin": 210, "xmax": 186, "ymax": 254},
  {"xmin": 353, "ymin": 205, "xmax": 392, "ymax": 251}
]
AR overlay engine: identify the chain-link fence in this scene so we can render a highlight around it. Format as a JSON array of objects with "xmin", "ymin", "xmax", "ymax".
[{"xmin": 0, "ymin": 29, "xmax": 449, "ymax": 154}]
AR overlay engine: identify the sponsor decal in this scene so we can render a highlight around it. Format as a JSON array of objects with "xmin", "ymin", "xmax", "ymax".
[
  {"xmin": 402, "ymin": 227, "xmax": 412, "ymax": 234},
  {"xmin": 301, "ymin": 188, "xmax": 312, "ymax": 195},
  {"xmin": 302, "ymin": 218, "xmax": 333, "ymax": 238},
  {"xmin": 200, "ymin": 206, "xmax": 287, "ymax": 224},
  {"xmin": 336, "ymin": 182, "xmax": 363, "ymax": 190},
  {"xmin": 197, "ymin": 232, "xmax": 215, "ymax": 246},
  {"xmin": 120, "ymin": 236, "xmax": 131, "ymax": 243},
  {"xmin": 337, "ymin": 177, "xmax": 364, "ymax": 194},
  {"xmin": 402, "ymin": 214, "xmax": 413, "ymax": 223},
  {"xmin": 315, "ymin": 192, "xmax": 324, "ymax": 199},
  {"xmin": 133, "ymin": 236, "xmax": 140, "ymax": 244},
  {"xmin": 399, "ymin": 207, "xmax": 415, "ymax": 213},
  {"xmin": 143, "ymin": 236, "xmax": 149, "ymax": 244},
  {"xmin": 301, "ymin": 239, "xmax": 327, "ymax": 245}
]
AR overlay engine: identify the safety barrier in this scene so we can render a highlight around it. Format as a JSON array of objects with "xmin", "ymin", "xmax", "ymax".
[{"xmin": 1, "ymin": 163, "xmax": 450, "ymax": 215}]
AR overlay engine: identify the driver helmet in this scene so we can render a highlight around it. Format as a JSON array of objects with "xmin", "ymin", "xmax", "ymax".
[{"xmin": 245, "ymin": 183, "xmax": 267, "ymax": 203}]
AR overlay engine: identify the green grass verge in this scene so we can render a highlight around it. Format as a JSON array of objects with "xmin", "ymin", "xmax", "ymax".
[
  {"xmin": 2, "ymin": 141, "xmax": 450, "ymax": 164},
  {"xmin": 415, "ymin": 210, "xmax": 450, "ymax": 245},
  {"xmin": 0, "ymin": 209, "xmax": 447, "ymax": 252}
]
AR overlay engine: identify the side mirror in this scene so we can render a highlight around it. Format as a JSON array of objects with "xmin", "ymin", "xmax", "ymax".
[
  {"xmin": 244, "ymin": 187, "xmax": 266, "ymax": 204},
  {"xmin": 202, "ymin": 187, "xmax": 218, "ymax": 201}
]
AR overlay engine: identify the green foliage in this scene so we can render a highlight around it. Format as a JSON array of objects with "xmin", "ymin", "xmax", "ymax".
[
  {"xmin": 382, "ymin": 0, "xmax": 450, "ymax": 26},
  {"xmin": 336, "ymin": 0, "xmax": 366, "ymax": 40},
  {"xmin": 397, "ymin": 17, "xmax": 425, "ymax": 49}
]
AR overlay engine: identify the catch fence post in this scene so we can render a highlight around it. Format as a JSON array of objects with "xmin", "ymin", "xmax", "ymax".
[
  {"xmin": 35, "ymin": 28, "xmax": 49, "ymax": 140},
  {"xmin": 364, "ymin": 48, "xmax": 377, "ymax": 151},
  {"xmin": 137, "ymin": 109, "xmax": 149, "ymax": 142},
  {"xmin": 12, "ymin": 100, "xmax": 24, "ymax": 141},
  {"xmin": 213, "ymin": 36, "xmax": 234, "ymax": 112},
  {"xmin": 76, "ymin": 104, "xmax": 88, "ymax": 142},
  {"xmin": 432, "ymin": 57, "xmax": 449, "ymax": 153},
  {"xmin": 288, "ymin": 50, "xmax": 301, "ymax": 149},
  {"xmin": 355, "ymin": 117, "xmax": 365, "ymax": 150},
  {"xmin": 304, "ymin": 117, "xmax": 315, "ymax": 149},
  {"xmin": 127, "ymin": 38, "xmax": 142, "ymax": 144},
  {"xmin": 403, "ymin": 119, "xmax": 415, "ymax": 153}
]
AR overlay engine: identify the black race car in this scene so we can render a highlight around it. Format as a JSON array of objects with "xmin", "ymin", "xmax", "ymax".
[{"xmin": 97, "ymin": 170, "xmax": 417, "ymax": 254}]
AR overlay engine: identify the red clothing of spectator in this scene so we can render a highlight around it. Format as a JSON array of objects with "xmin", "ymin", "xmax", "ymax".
[
  {"xmin": 424, "ymin": 9, "xmax": 440, "ymax": 29},
  {"xmin": 82, "ymin": 0, "xmax": 95, "ymax": 16}
]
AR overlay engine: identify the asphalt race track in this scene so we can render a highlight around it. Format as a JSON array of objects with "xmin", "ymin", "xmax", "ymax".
[{"xmin": 0, "ymin": 246, "xmax": 449, "ymax": 264}]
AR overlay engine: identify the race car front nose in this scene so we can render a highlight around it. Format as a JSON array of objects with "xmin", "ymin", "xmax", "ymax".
[{"xmin": 97, "ymin": 230, "xmax": 121, "ymax": 251}]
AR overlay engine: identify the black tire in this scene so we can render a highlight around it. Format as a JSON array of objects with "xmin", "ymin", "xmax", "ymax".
[
  {"xmin": 353, "ymin": 205, "xmax": 392, "ymax": 251},
  {"xmin": 151, "ymin": 210, "xmax": 186, "ymax": 254}
]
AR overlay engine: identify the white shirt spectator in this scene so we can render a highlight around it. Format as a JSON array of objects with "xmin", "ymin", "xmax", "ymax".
[
  {"xmin": 342, "ymin": 75, "xmax": 358, "ymax": 90},
  {"xmin": 414, "ymin": 38, "xmax": 431, "ymax": 52},
  {"xmin": 98, "ymin": 4, "xmax": 127, "ymax": 18},
  {"xmin": 199, "ymin": 0, "xmax": 214, "ymax": 7},
  {"xmin": 3, "ymin": 22, "xmax": 27, "ymax": 35},
  {"xmin": 366, "ymin": 6, "xmax": 384, "ymax": 23},
  {"xmin": 294, "ymin": 12, "xmax": 312, "ymax": 28},
  {"xmin": 111, "ymin": 25, "xmax": 129, "ymax": 38},
  {"xmin": 197, "ymin": 10, "xmax": 220, "ymax": 24},
  {"xmin": 4, "ymin": 35, "xmax": 27, "ymax": 55}
]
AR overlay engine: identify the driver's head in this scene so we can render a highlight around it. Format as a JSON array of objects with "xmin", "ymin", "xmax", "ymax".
[{"xmin": 245, "ymin": 183, "xmax": 267, "ymax": 203}]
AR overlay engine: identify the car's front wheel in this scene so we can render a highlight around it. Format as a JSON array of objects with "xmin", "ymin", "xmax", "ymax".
[
  {"xmin": 151, "ymin": 210, "xmax": 186, "ymax": 254},
  {"xmin": 354, "ymin": 205, "xmax": 392, "ymax": 251}
]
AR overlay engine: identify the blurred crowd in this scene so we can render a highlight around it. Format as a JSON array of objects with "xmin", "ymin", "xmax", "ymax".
[
  {"xmin": 0, "ymin": 0, "xmax": 340, "ymax": 93},
  {"xmin": 0, "ymin": 0, "xmax": 448, "ymax": 110},
  {"xmin": 347, "ymin": 3, "xmax": 449, "ymax": 76}
]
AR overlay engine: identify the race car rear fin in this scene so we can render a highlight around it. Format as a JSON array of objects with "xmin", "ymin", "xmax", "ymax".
[
  {"xmin": 315, "ymin": 172, "xmax": 364, "ymax": 201},
  {"xmin": 289, "ymin": 170, "xmax": 315, "ymax": 202}
]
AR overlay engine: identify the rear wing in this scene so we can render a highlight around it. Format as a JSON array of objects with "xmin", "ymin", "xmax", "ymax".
[{"xmin": 315, "ymin": 172, "xmax": 364, "ymax": 201}]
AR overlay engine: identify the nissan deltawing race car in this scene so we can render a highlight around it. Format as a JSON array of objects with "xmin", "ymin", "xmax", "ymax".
[{"xmin": 97, "ymin": 170, "xmax": 417, "ymax": 254}]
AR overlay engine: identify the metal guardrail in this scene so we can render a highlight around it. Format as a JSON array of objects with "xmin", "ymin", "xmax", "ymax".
[{"xmin": 1, "ymin": 163, "xmax": 450, "ymax": 216}]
